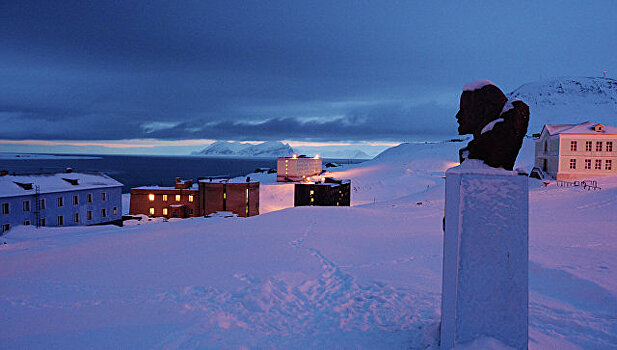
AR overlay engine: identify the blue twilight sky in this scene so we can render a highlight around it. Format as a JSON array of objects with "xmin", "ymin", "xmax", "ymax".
[{"xmin": 1, "ymin": 1, "xmax": 616, "ymax": 155}]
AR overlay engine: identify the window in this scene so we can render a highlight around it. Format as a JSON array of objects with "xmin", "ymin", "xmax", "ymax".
[
  {"xmin": 543, "ymin": 142, "xmax": 547, "ymax": 152},
  {"xmin": 87, "ymin": 193, "xmax": 93, "ymax": 203},
  {"xmin": 607, "ymin": 142, "xmax": 613, "ymax": 152},
  {"xmin": 23, "ymin": 200, "xmax": 31, "ymax": 212},
  {"xmin": 101, "ymin": 208, "xmax": 107, "ymax": 218},
  {"xmin": 39, "ymin": 198, "xmax": 46, "ymax": 209},
  {"xmin": 585, "ymin": 159, "xmax": 592, "ymax": 169},
  {"xmin": 101, "ymin": 192, "xmax": 107, "ymax": 201},
  {"xmin": 149, "ymin": 194, "xmax": 155, "ymax": 201},
  {"xmin": 73, "ymin": 195, "xmax": 79, "ymax": 205},
  {"xmin": 570, "ymin": 141, "xmax": 577, "ymax": 151},
  {"xmin": 188, "ymin": 208, "xmax": 193, "ymax": 215},
  {"xmin": 149, "ymin": 208, "xmax": 155, "ymax": 215},
  {"xmin": 162, "ymin": 194, "xmax": 168, "ymax": 201},
  {"xmin": 175, "ymin": 195, "xmax": 181, "ymax": 201},
  {"xmin": 585, "ymin": 141, "xmax": 592, "ymax": 152},
  {"xmin": 74, "ymin": 213, "xmax": 79, "ymax": 223},
  {"xmin": 2, "ymin": 202, "xmax": 9, "ymax": 214},
  {"xmin": 87, "ymin": 210, "xmax": 93, "ymax": 220},
  {"xmin": 569, "ymin": 159, "xmax": 576, "ymax": 169},
  {"xmin": 113, "ymin": 207, "xmax": 118, "ymax": 216},
  {"xmin": 1, "ymin": 224, "xmax": 9, "ymax": 233},
  {"xmin": 188, "ymin": 195, "xmax": 194, "ymax": 202},
  {"xmin": 57, "ymin": 215, "xmax": 64, "ymax": 226},
  {"xmin": 595, "ymin": 159, "xmax": 602, "ymax": 170},
  {"xmin": 24, "ymin": 220, "xmax": 30, "ymax": 226},
  {"xmin": 596, "ymin": 142, "xmax": 603, "ymax": 152},
  {"xmin": 606, "ymin": 160, "xmax": 613, "ymax": 170},
  {"xmin": 57, "ymin": 197, "xmax": 64, "ymax": 207},
  {"xmin": 162, "ymin": 208, "xmax": 168, "ymax": 216},
  {"xmin": 40, "ymin": 218, "xmax": 46, "ymax": 227}
]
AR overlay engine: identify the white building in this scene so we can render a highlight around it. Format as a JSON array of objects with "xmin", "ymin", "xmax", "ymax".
[
  {"xmin": 0, "ymin": 171, "xmax": 123, "ymax": 234},
  {"xmin": 276, "ymin": 155, "xmax": 322, "ymax": 182},
  {"xmin": 535, "ymin": 121, "xmax": 617, "ymax": 180}
]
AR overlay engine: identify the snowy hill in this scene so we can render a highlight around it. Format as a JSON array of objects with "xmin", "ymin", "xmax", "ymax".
[
  {"xmin": 192, "ymin": 141, "xmax": 294, "ymax": 158},
  {"xmin": 1, "ymin": 140, "xmax": 616, "ymax": 348},
  {"xmin": 508, "ymin": 77, "xmax": 617, "ymax": 133}
]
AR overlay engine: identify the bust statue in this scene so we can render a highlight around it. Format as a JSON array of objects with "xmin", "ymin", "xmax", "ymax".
[{"xmin": 456, "ymin": 80, "xmax": 530, "ymax": 170}]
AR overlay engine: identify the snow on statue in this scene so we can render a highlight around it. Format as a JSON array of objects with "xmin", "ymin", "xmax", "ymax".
[{"xmin": 457, "ymin": 80, "xmax": 529, "ymax": 170}]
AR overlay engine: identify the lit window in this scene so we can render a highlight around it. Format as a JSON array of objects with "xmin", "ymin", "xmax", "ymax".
[
  {"xmin": 569, "ymin": 159, "xmax": 576, "ymax": 169},
  {"xmin": 175, "ymin": 195, "xmax": 181, "ymax": 201},
  {"xmin": 596, "ymin": 142, "xmax": 603, "ymax": 152},
  {"xmin": 606, "ymin": 160, "xmax": 613, "ymax": 170},
  {"xmin": 163, "ymin": 208, "xmax": 168, "ymax": 215},
  {"xmin": 57, "ymin": 215, "xmax": 64, "ymax": 226},
  {"xmin": 149, "ymin": 194, "xmax": 155, "ymax": 201},
  {"xmin": 188, "ymin": 195, "xmax": 194, "ymax": 202},
  {"xmin": 162, "ymin": 194, "xmax": 168, "ymax": 201},
  {"xmin": 149, "ymin": 208, "xmax": 155, "ymax": 215},
  {"xmin": 607, "ymin": 142, "xmax": 613, "ymax": 152},
  {"xmin": 74, "ymin": 213, "xmax": 79, "ymax": 223},
  {"xmin": 585, "ymin": 141, "xmax": 592, "ymax": 152},
  {"xmin": 595, "ymin": 159, "xmax": 602, "ymax": 170},
  {"xmin": 584, "ymin": 159, "xmax": 592, "ymax": 169},
  {"xmin": 570, "ymin": 141, "xmax": 577, "ymax": 151},
  {"xmin": 223, "ymin": 193, "xmax": 226, "ymax": 199}
]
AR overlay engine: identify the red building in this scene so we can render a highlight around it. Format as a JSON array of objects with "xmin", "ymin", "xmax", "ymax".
[
  {"xmin": 199, "ymin": 178, "xmax": 259, "ymax": 217},
  {"xmin": 129, "ymin": 178, "xmax": 200, "ymax": 218}
]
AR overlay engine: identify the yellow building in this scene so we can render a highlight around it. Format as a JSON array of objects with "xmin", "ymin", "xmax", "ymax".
[{"xmin": 276, "ymin": 155, "xmax": 322, "ymax": 182}]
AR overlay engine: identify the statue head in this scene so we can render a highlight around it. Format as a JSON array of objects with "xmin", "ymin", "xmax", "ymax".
[{"xmin": 456, "ymin": 83, "xmax": 508, "ymax": 136}]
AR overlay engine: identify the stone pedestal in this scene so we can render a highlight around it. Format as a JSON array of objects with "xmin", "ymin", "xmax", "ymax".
[{"xmin": 440, "ymin": 166, "xmax": 528, "ymax": 349}]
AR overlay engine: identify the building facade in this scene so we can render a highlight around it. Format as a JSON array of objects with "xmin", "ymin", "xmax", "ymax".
[
  {"xmin": 294, "ymin": 177, "xmax": 351, "ymax": 207},
  {"xmin": 129, "ymin": 178, "xmax": 200, "ymax": 218},
  {"xmin": 277, "ymin": 155, "xmax": 322, "ymax": 182},
  {"xmin": 199, "ymin": 178, "xmax": 259, "ymax": 217},
  {"xmin": 535, "ymin": 121, "xmax": 617, "ymax": 180},
  {"xmin": 0, "ymin": 171, "xmax": 123, "ymax": 234}
]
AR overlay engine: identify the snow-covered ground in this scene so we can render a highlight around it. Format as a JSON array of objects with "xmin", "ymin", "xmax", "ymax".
[{"xmin": 1, "ymin": 140, "xmax": 616, "ymax": 349}]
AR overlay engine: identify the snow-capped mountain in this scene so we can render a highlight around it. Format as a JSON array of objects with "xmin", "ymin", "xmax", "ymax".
[
  {"xmin": 192, "ymin": 141, "xmax": 294, "ymax": 158},
  {"xmin": 508, "ymin": 77, "xmax": 617, "ymax": 133}
]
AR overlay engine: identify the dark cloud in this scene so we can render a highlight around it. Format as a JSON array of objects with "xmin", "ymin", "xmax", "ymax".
[{"xmin": 1, "ymin": 1, "xmax": 616, "ymax": 142}]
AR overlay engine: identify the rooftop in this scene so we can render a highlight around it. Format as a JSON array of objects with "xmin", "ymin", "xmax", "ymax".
[
  {"xmin": 0, "ymin": 172, "xmax": 123, "ymax": 198},
  {"xmin": 544, "ymin": 121, "xmax": 617, "ymax": 135}
]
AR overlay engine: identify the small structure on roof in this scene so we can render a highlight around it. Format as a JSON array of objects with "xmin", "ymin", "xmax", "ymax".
[
  {"xmin": 199, "ymin": 177, "xmax": 259, "ymax": 217},
  {"xmin": 129, "ymin": 178, "xmax": 200, "ymax": 218},
  {"xmin": 277, "ymin": 154, "xmax": 322, "ymax": 182},
  {"xmin": 0, "ymin": 170, "xmax": 123, "ymax": 234},
  {"xmin": 294, "ymin": 177, "xmax": 351, "ymax": 207},
  {"xmin": 535, "ymin": 121, "xmax": 617, "ymax": 180}
]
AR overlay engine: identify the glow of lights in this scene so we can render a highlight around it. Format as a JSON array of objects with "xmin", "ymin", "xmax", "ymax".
[
  {"xmin": 291, "ymin": 154, "xmax": 297, "ymax": 159},
  {"xmin": 313, "ymin": 154, "xmax": 320, "ymax": 159}
]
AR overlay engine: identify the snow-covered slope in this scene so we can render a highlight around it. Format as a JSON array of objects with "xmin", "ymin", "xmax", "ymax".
[
  {"xmin": 1, "ymin": 140, "xmax": 616, "ymax": 349},
  {"xmin": 192, "ymin": 141, "xmax": 294, "ymax": 158},
  {"xmin": 508, "ymin": 77, "xmax": 617, "ymax": 133}
]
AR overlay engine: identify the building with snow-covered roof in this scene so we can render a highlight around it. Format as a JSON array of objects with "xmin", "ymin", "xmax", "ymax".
[
  {"xmin": 129, "ymin": 178, "xmax": 200, "ymax": 218},
  {"xmin": 199, "ymin": 177, "xmax": 259, "ymax": 217},
  {"xmin": 535, "ymin": 121, "xmax": 617, "ymax": 180},
  {"xmin": 294, "ymin": 177, "xmax": 351, "ymax": 207},
  {"xmin": 0, "ymin": 170, "xmax": 123, "ymax": 234},
  {"xmin": 277, "ymin": 155, "xmax": 322, "ymax": 182}
]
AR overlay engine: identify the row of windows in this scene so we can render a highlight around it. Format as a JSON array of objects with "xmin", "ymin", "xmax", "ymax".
[
  {"xmin": 148, "ymin": 194, "xmax": 193, "ymax": 202},
  {"xmin": 148, "ymin": 207, "xmax": 194, "ymax": 216},
  {"xmin": 569, "ymin": 159, "xmax": 613, "ymax": 170},
  {"xmin": 1, "ymin": 207, "xmax": 119, "ymax": 232},
  {"xmin": 1, "ymin": 192, "xmax": 110, "ymax": 215},
  {"xmin": 570, "ymin": 141, "xmax": 614, "ymax": 152}
]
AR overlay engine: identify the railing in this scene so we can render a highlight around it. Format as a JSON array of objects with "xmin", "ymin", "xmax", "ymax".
[{"xmin": 556, "ymin": 179, "xmax": 601, "ymax": 190}]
